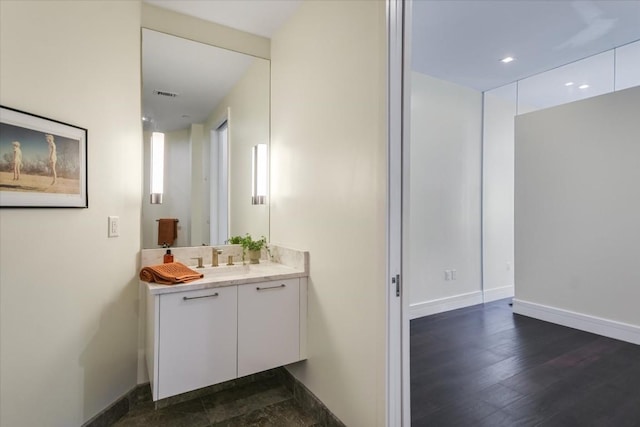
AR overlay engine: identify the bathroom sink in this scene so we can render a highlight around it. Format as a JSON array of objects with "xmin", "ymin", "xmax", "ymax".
[{"xmin": 191, "ymin": 263, "xmax": 250, "ymax": 278}]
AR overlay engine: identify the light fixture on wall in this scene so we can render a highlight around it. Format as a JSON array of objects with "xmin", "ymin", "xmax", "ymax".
[
  {"xmin": 150, "ymin": 131, "xmax": 165, "ymax": 204},
  {"xmin": 252, "ymin": 143, "xmax": 268, "ymax": 205}
]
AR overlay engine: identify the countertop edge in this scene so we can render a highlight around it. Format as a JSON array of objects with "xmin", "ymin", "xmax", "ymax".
[{"xmin": 142, "ymin": 265, "xmax": 308, "ymax": 295}]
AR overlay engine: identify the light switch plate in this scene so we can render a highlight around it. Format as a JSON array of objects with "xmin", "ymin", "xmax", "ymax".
[{"xmin": 108, "ymin": 216, "xmax": 119, "ymax": 237}]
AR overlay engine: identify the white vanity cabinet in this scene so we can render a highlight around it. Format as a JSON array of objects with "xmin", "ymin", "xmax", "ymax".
[
  {"xmin": 238, "ymin": 278, "xmax": 301, "ymax": 377},
  {"xmin": 145, "ymin": 275, "xmax": 307, "ymax": 401},
  {"xmin": 150, "ymin": 286, "xmax": 238, "ymax": 400}
]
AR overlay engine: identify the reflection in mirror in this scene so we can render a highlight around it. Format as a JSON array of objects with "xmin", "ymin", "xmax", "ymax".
[{"xmin": 141, "ymin": 29, "xmax": 270, "ymax": 248}]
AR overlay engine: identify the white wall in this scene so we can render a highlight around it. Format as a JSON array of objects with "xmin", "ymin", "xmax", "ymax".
[
  {"xmin": 615, "ymin": 40, "xmax": 640, "ymax": 91},
  {"xmin": 142, "ymin": 129, "xmax": 191, "ymax": 249},
  {"xmin": 482, "ymin": 83, "xmax": 516, "ymax": 300},
  {"xmin": 206, "ymin": 58, "xmax": 270, "ymax": 241},
  {"xmin": 0, "ymin": 2, "xmax": 142, "ymax": 426},
  {"xmin": 514, "ymin": 87, "xmax": 640, "ymax": 340},
  {"xmin": 270, "ymin": 1, "xmax": 387, "ymax": 426},
  {"xmin": 408, "ymin": 72, "xmax": 483, "ymax": 317}
]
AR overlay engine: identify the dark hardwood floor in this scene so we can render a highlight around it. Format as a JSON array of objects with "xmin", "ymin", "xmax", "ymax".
[{"xmin": 410, "ymin": 299, "xmax": 640, "ymax": 426}]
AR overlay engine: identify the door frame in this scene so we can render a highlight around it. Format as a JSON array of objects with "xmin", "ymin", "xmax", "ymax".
[{"xmin": 386, "ymin": 0, "xmax": 411, "ymax": 425}]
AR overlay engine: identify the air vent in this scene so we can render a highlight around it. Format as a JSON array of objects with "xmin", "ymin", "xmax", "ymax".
[{"xmin": 153, "ymin": 90, "xmax": 179, "ymax": 98}]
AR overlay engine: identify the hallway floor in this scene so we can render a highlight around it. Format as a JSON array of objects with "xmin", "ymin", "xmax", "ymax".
[
  {"xmin": 112, "ymin": 375, "xmax": 320, "ymax": 427},
  {"xmin": 411, "ymin": 299, "xmax": 640, "ymax": 426}
]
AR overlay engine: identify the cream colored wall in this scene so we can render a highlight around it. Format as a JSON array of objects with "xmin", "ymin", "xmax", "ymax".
[
  {"xmin": 206, "ymin": 59, "xmax": 270, "ymax": 240},
  {"xmin": 270, "ymin": 1, "xmax": 387, "ymax": 426},
  {"xmin": 0, "ymin": 1, "xmax": 142, "ymax": 426}
]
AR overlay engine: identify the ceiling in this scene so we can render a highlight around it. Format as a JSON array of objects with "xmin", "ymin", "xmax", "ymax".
[
  {"xmin": 142, "ymin": 0, "xmax": 299, "ymax": 132},
  {"xmin": 142, "ymin": 0, "xmax": 640, "ymax": 131},
  {"xmin": 142, "ymin": 29, "xmax": 258, "ymax": 132},
  {"xmin": 412, "ymin": 0, "xmax": 640, "ymax": 92}
]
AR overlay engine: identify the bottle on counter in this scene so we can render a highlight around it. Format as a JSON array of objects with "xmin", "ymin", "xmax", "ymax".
[{"xmin": 164, "ymin": 249, "xmax": 174, "ymax": 263}]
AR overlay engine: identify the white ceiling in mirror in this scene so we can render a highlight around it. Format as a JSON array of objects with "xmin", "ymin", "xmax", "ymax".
[
  {"xmin": 412, "ymin": 0, "xmax": 640, "ymax": 92},
  {"xmin": 143, "ymin": 0, "xmax": 301, "ymax": 38},
  {"xmin": 142, "ymin": 29, "xmax": 254, "ymax": 132}
]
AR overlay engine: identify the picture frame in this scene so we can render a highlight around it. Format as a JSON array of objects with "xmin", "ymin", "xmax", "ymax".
[{"xmin": 0, "ymin": 106, "xmax": 88, "ymax": 208}]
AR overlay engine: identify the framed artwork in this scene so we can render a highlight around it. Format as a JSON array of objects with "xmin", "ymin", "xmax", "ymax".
[{"xmin": 0, "ymin": 106, "xmax": 88, "ymax": 208}]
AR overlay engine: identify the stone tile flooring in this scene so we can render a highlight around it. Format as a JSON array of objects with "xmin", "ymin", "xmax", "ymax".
[{"xmin": 113, "ymin": 376, "xmax": 321, "ymax": 427}]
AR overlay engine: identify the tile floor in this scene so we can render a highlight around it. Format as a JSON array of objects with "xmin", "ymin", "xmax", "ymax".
[{"xmin": 113, "ymin": 375, "xmax": 321, "ymax": 426}]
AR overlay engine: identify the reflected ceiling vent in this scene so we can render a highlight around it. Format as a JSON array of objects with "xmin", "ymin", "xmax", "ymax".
[{"xmin": 153, "ymin": 90, "xmax": 179, "ymax": 98}]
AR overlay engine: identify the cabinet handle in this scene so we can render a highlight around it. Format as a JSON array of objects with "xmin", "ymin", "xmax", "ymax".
[
  {"xmin": 256, "ymin": 284, "xmax": 286, "ymax": 291},
  {"xmin": 183, "ymin": 293, "xmax": 219, "ymax": 301}
]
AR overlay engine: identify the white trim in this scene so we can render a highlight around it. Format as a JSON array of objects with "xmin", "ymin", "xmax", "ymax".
[
  {"xmin": 483, "ymin": 285, "xmax": 514, "ymax": 303},
  {"xmin": 513, "ymin": 299, "xmax": 640, "ymax": 345},
  {"xmin": 410, "ymin": 291, "xmax": 483, "ymax": 320},
  {"xmin": 386, "ymin": 0, "xmax": 404, "ymax": 425},
  {"xmin": 399, "ymin": 0, "xmax": 412, "ymax": 424}
]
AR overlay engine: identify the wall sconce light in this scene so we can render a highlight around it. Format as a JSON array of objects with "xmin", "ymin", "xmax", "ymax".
[
  {"xmin": 252, "ymin": 143, "xmax": 268, "ymax": 205},
  {"xmin": 150, "ymin": 131, "xmax": 165, "ymax": 204}
]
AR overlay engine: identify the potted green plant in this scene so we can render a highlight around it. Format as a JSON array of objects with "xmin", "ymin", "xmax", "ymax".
[
  {"xmin": 241, "ymin": 234, "xmax": 267, "ymax": 264},
  {"xmin": 225, "ymin": 235, "xmax": 245, "ymax": 263},
  {"xmin": 227, "ymin": 235, "xmax": 244, "ymax": 245}
]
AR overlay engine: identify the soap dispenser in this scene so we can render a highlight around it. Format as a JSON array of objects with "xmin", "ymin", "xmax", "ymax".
[{"xmin": 163, "ymin": 247, "xmax": 174, "ymax": 263}]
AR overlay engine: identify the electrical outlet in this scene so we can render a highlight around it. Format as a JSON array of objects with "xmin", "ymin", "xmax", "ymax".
[
  {"xmin": 444, "ymin": 270, "xmax": 451, "ymax": 281},
  {"xmin": 506, "ymin": 262, "xmax": 512, "ymax": 271},
  {"xmin": 108, "ymin": 216, "xmax": 119, "ymax": 237},
  {"xmin": 451, "ymin": 269, "xmax": 457, "ymax": 280}
]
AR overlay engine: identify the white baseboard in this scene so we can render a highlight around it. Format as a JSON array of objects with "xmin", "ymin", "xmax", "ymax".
[
  {"xmin": 483, "ymin": 285, "xmax": 514, "ymax": 303},
  {"xmin": 410, "ymin": 291, "xmax": 483, "ymax": 320},
  {"xmin": 513, "ymin": 299, "xmax": 640, "ymax": 345}
]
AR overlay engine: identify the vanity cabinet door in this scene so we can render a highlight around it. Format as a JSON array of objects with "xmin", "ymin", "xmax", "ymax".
[
  {"xmin": 157, "ymin": 286, "xmax": 237, "ymax": 400},
  {"xmin": 237, "ymin": 278, "xmax": 300, "ymax": 377}
]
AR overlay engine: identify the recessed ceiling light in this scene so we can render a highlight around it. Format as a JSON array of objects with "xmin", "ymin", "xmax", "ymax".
[
  {"xmin": 579, "ymin": 84, "xmax": 589, "ymax": 89},
  {"xmin": 500, "ymin": 56, "xmax": 515, "ymax": 63},
  {"xmin": 565, "ymin": 82, "xmax": 574, "ymax": 86}
]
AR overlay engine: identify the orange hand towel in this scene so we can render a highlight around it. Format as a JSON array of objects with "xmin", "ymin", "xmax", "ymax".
[
  {"xmin": 139, "ymin": 262, "xmax": 203, "ymax": 285},
  {"xmin": 158, "ymin": 218, "xmax": 178, "ymax": 246}
]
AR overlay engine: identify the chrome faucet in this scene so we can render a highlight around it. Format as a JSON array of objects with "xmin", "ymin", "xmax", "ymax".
[{"xmin": 211, "ymin": 248, "xmax": 223, "ymax": 267}]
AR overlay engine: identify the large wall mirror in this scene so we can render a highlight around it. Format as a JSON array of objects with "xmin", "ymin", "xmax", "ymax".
[{"xmin": 141, "ymin": 29, "xmax": 270, "ymax": 248}]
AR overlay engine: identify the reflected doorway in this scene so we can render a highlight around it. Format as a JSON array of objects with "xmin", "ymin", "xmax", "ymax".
[{"xmin": 211, "ymin": 120, "xmax": 229, "ymax": 245}]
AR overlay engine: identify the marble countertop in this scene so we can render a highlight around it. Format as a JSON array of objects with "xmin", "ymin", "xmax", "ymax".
[{"xmin": 144, "ymin": 260, "xmax": 308, "ymax": 295}]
